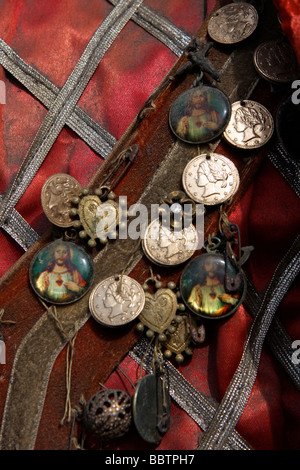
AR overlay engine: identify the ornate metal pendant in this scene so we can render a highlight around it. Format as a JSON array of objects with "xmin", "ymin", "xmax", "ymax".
[
  {"xmin": 83, "ymin": 389, "xmax": 132, "ymax": 441},
  {"xmin": 70, "ymin": 187, "xmax": 120, "ymax": 248}
]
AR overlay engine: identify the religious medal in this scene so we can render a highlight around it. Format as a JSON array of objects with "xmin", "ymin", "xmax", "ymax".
[
  {"xmin": 223, "ymin": 100, "xmax": 274, "ymax": 149},
  {"xmin": 208, "ymin": 2, "xmax": 259, "ymax": 45},
  {"xmin": 167, "ymin": 38, "xmax": 231, "ymax": 145},
  {"xmin": 133, "ymin": 360, "xmax": 171, "ymax": 444},
  {"xmin": 41, "ymin": 173, "xmax": 82, "ymax": 228},
  {"xmin": 89, "ymin": 275, "xmax": 145, "ymax": 327},
  {"xmin": 182, "ymin": 153, "xmax": 239, "ymax": 205},
  {"xmin": 180, "ymin": 251, "xmax": 246, "ymax": 320},
  {"xmin": 29, "ymin": 239, "xmax": 94, "ymax": 305},
  {"xmin": 142, "ymin": 218, "xmax": 198, "ymax": 266},
  {"xmin": 169, "ymin": 84, "xmax": 231, "ymax": 144},
  {"xmin": 254, "ymin": 40, "xmax": 300, "ymax": 84}
]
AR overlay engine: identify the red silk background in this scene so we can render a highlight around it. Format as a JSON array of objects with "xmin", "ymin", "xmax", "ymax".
[{"xmin": 0, "ymin": 0, "xmax": 299, "ymax": 451}]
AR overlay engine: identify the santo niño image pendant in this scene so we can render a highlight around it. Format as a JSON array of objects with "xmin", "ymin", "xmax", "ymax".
[
  {"xmin": 29, "ymin": 240, "xmax": 94, "ymax": 305},
  {"xmin": 169, "ymin": 84, "xmax": 231, "ymax": 144},
  {"xmin": 180, "ymin": 252, "xmax": 245, "ymax": 320}
]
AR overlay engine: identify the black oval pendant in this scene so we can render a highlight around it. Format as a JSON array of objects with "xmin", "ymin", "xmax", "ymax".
[
  {"xmin": 180, "ymin": 252, "xmax": 246, "ymax": 320},
  {"xmin": 169, "ymin": 85, "xmax": 231, "ymax": 144},
  {"xmin": 29, "ymin": 240, "xmax": 94, "ymax": 305},
  {"xmin": 133, "ymin": 373, "xmax": 171, "ymax": 444}
]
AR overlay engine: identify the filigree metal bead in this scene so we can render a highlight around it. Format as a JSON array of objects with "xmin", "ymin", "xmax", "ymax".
[{"xmin": 83, "ymin": 389, "xmax": 132, "ymax": 440}]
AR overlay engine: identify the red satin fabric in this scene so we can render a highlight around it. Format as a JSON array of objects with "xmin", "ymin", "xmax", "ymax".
[
  {"xmin": 0, "ymin": 0, "xmax": 299, "ymax": 452},
  {"xmin": 273, "ymin": 0, "xmax": 300, "ymax": 63}
]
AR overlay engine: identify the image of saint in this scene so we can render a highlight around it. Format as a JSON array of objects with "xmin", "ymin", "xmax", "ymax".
[
  {"xmin": 175, "ymin": 88, "xmax": 221, "ymax": 142},
  {"xmin": 234, "ymin": 105, "xmax": 265, "ymax": 143},
  {"xmin": 187, "ymin": 254, "xmax": 239, "ymax": 317},
  {"xmin": 35, "ymin": 242, "xmax": 87, "ymax": 303}
]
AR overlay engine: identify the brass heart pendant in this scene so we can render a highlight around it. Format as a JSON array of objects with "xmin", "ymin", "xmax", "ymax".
[
  {"xmin": 78, "ymin": 195, "xmax": 102, "ymax": 239},
  {"xmin": 139, "ymin": 288, "xmax": 178, "ymax": 334},
  {"xmin": 72, "ymin": 194, "xmax": 119, "ymax": 246}
]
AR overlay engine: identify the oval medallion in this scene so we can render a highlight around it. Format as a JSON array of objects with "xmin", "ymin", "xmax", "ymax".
[
  {"xmin": 182, "ymin": 153, "xmax": 239, "ymax": 205},
  {"xmin": 169, "ymin": 85, "xmax": 231, "ymax": 144},
  {"xmin": 180, "ymin": 252, "xmax": 246, "ymax": 320},
  {"xmin": 30, "ymin": 240, "xmax": 94, "ymax": 305},
  {"xmin": 89, "ymin": 275, "xmax": 145, "ymax": 327},
  {"xmin": 133, "ymin": 373, "xmax": 171, "ymax": 444}
]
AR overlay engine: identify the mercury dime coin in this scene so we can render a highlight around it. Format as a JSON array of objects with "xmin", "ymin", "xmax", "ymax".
[
  {"xmin": 89, "ymin": 275, "xmax": 145, "ymax": 327},
  {"xmin": 208, "ymin": 2, "xmax": 259, "ymax": 44},
  {"xmin": 254, "ymin": 40, "xmax": 300, "ymax": 84},
  {"xmin": 182, "ymin": 153, "xmax": 239, "ymax": 206},
  {"xmin": 142, "ymin": 219, "xmax": 198, "ymax": 266},
  {"xmin": 223, "ymin": 100, "xmax": 274, "ymax": 149},
  {"xmin": 41, "ymin": 173, "xmax": 82, "ymax": 228}
]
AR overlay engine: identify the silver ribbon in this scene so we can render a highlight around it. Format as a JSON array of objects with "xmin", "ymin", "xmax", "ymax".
[
  {"xmin": 130, "ymin": 338, "xmax": 252, "ymax": 450},
  {"xmin": 0, "ymin": 0, "xmax": 144, "ymax": 229},
  {"xmin": 197, "ymin": 235, "xmax": 300, "ymax": 450},
  {"xmin": 0, "ymin": 38, "xmax": 116, "ymax": 159},
  {"xmin": 109, "ymin": 0, "xmax": 192, "ymax": 56}
]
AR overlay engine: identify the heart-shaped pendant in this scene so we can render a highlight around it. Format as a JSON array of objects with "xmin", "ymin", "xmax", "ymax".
[
  {"xmin": 78, "ymin": 194, "xmax": 102, "ymax": 239},
  {"xmin": 139, "ymin": 288, "xmax": 178, "ymax": 334},
  {"xmin": 70, "ymin": 189, "xmax": 120, "ymax": 247}
]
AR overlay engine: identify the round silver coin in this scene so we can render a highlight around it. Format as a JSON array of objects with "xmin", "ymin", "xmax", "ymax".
[
  {"xmin": 208, "ymin": 2, "xmax": 258, "ymax": 44},
  {"xmin": 254, "ymin": 40, "xmax": 300, "ymax": 84},
  {"xmin": 182, "ymin": 153, "xmax": 239, "ymax": 206},
  {"xmin": 223, "ymin": 100, "xmax": 274, "ymax": 149},
  {"xmin": 142, "ymin": 219, "xmax": 198, "ymax": 266},
  {"xmin": 89, "ymin": 275, "xmax": 145, "ymax": 327}
]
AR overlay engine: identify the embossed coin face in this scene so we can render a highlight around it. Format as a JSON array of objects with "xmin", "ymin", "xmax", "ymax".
[
  {"xmin": 254, "ymin": 40, "xmax": 300, "ymax": 84},
  {"xmin": 223, "ymin": 100, "xmax": 274, "ymax": 149},
  {"xmin": 30, "ymin": 240, "xmax": 94, "ymax": 305},
  {"xmin": 41, "ymin": 173, "xmax": 82, "ymax": 228},
  {"xmin": 89, "ymin": 275, "xmax": 145, "ymax": 327},
  {"xmin": 208, "ymin": 2, "xmax": 259, "ymax": 44},
  {"xmin": 142, "ymin": 219, "xmax": 198, "ymax": 266},
  {"xmin": 169, "ymin": 85, "xmax": 231, "ymax": 144},
  {"xmin": 182, "ymin": 153, "xmax": 239, "ymax": 205}
]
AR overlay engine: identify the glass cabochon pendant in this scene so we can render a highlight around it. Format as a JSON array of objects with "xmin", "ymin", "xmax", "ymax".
[
  {"xmin": 169, "ymin": 83, "xmax": 231, "ymax": 144},
  {"xmin": 89, "ymin": 275, "xmax": 145, "ymax": 328},
  {"xmin": 29, "ymin": 240, "xmax": 94, "ymax": 305},
  {"xmin": 180, "ymin": 251, "xmax": 246, "ymax": 320}
]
